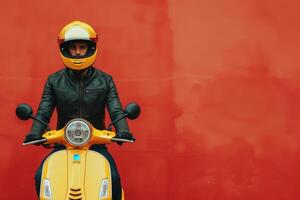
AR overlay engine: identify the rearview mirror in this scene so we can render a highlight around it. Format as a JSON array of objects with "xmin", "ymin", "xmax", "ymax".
[
  {"xmin": 16, "ymin": 103, "xmax": 33, "ymax": 120},
  {"xmin": 125, "ymin": 103, "xmax": 141, "ymax": 120}
]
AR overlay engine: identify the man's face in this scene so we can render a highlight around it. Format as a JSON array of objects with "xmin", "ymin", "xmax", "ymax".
[{"xmin": 68, "ymin": 42, "xmax": 88, "ymax": 57}]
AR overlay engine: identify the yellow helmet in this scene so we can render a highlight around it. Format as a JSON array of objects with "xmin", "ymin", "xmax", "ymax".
[{"xmin": 58, "ymin": 21, "xmax": 98, "ymax": 70}]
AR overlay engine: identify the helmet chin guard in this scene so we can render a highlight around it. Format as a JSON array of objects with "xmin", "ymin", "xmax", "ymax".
[{"xmin": 58, "ymin": 21, "xmax": 98, "ymax": 70}]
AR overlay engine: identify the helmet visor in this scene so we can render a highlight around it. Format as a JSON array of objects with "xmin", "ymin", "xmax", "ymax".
[{"xmin": 60, "ymin": 40, "xmax": 96, "ymax": 59}]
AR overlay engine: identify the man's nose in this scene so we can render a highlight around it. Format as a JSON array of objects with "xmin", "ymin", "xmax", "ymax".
[{"xmin": 76, "ymin": 47, "xmax": 81, "ymax": 55}]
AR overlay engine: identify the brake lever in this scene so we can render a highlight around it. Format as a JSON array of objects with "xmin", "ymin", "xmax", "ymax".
[
  {"xmin": 22, "ymin": 138, "xmax": 47, "ymax": 146},
  {"xmin": 111, "ymin": 138, "xmax": 135, "ymax": 143}
]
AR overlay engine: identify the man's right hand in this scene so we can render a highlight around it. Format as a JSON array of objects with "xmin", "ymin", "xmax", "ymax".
[{"xmin": 24, "ymin": 133, "xmax": 42, "ymax": 144}]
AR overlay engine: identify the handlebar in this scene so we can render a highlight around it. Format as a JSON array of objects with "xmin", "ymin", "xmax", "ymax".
[{"xmin": 22, "ymin": 137, "xmax": 135, "ymax": 146}]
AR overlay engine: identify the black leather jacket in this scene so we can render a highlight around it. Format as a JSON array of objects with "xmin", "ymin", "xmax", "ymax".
[{"xmin": 30, "ymin": 66, "xmax": 129, "ymax": 135}]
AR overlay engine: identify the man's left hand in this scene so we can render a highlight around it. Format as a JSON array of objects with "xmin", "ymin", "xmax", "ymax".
[{"xmin": 115, "ymin": 130, "xmax": 135, "ymax": 145}]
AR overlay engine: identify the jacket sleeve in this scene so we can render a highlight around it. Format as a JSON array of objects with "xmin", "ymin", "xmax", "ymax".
[
  {"xmin": 29, "ymin": 76, "xmax": 56, "ymax": 136},
  {"xmin": 106, "ymin": 78, "xmax": 130, "ymax": 133}
]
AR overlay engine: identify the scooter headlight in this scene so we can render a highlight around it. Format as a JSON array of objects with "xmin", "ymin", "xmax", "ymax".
[{"xmin": 65, "ymin": 119, "xmax": 91, "ymax": 146}]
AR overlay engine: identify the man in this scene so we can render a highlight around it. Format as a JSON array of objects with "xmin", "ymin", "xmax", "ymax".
[{"xmin": 24, "ymin": 21, "xmax": 132, "ymax": 200}]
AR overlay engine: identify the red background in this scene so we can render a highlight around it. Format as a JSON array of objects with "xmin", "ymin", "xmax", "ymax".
[{"xmin": 1, "ymin": 0, "xmax": 300, "ymax": 199}]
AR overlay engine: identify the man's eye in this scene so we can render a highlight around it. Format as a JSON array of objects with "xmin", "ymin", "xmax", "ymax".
[{"xmin": 80, "ymin": 46, "xmax": 87, "ymax": 49}]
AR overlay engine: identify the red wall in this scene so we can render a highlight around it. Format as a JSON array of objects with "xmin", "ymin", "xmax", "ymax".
[{"xmin": 1, "ymin": 0, "xmax": 300, "ymax": 199}]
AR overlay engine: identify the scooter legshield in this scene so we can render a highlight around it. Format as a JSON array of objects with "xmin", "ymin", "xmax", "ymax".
[{"xmin": 39, "ymin": 149, "xmax": 112, "ymax": 200}]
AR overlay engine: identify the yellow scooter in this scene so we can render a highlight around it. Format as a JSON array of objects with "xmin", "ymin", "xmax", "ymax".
[{"xmin": 16, "ymin": 103, "xmax": 140, "ymax": 200}]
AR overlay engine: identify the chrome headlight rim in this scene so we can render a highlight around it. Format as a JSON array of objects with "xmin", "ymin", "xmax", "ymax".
[{"xmin": 64, "ymin": 118, "xmax": 92, "ymax": 147}]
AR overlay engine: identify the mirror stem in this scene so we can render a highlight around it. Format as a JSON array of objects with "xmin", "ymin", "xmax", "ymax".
[
  {"xmin": 107, "ymin": 113, "xmax": 128, "ymax": 131},
  {"xmin": 29, "ymin": 115, "xmax": 51, "ymax": 131}
]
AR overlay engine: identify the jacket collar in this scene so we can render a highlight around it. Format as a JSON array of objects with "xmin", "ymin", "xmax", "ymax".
[{"xmin": 67, "ymin": 67, "xmax": 94, "ymax": 81}]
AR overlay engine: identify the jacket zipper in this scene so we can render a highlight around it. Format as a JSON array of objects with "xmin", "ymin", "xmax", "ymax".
[{"xmin": 79, "ymin": 77, "xmax": 83, "ymax": 117}]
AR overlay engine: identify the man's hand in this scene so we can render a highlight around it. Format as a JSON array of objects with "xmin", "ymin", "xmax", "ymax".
[
  {"xmin": 24, "ymin": 133, "xmax": 42, "ymax": 145},
  {"xmin": 115, "ymin": 130, "xmax": 135, "ymax": 145}
]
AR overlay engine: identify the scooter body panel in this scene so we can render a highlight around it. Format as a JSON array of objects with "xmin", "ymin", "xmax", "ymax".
[
  {"xmin": 39, "ymin": 149, "xmax": 113, "ymax": 200},
  {"xmin": 85, "ymin": 150, "xmax": 112, "ymax": 200},
  {"xmin": 39, "ymin": 150, "xmax": 68, "ymax": 200}
]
